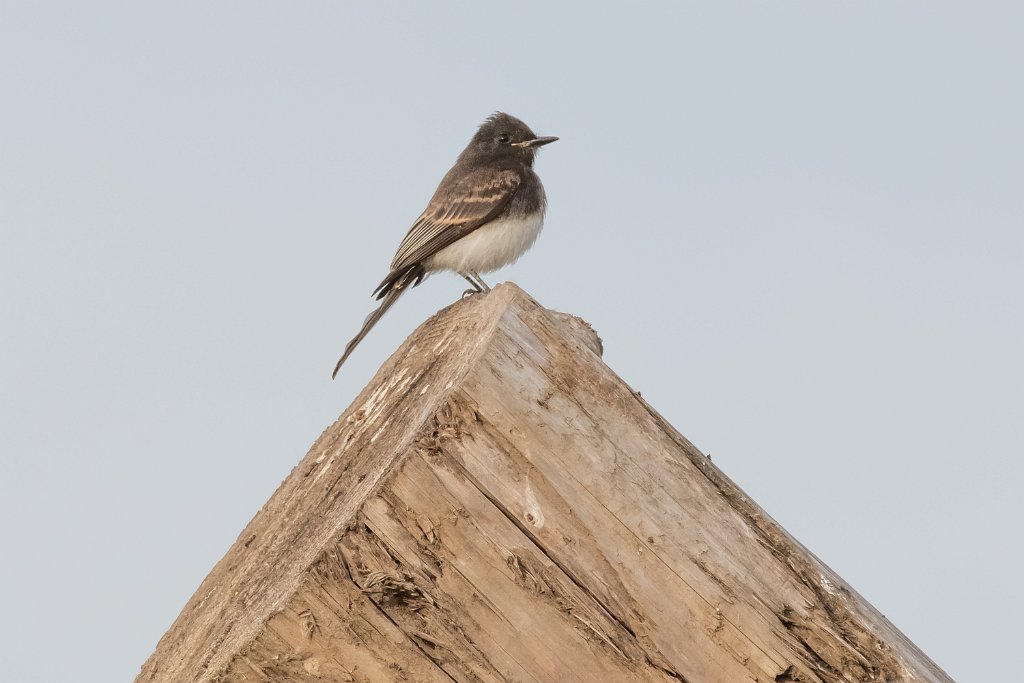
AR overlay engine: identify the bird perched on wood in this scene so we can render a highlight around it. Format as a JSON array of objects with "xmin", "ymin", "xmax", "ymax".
[{"xmin": 332, "ymin": 112, "xmax": 558, "ymax": 378}]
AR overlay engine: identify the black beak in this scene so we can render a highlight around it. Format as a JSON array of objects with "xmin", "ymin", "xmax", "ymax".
[{"xmin": 514, "ymin": 136, "xmax": 559, "ymax": 148}]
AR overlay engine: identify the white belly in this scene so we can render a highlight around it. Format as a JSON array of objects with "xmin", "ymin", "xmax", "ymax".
[{"xmin": 425, "ymin": 214, "xmax": 544, "ymax": 275}]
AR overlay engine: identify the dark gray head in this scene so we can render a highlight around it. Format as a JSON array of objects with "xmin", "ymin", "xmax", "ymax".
[{"xmin": 459, "ymin": 112, "xmax": 558, "ymax": 166}]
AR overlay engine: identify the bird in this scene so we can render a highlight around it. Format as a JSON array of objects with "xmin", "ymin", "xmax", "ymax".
[{"xmin": 332, "ymin": 112, "xmax": 558, "ymax": 378}]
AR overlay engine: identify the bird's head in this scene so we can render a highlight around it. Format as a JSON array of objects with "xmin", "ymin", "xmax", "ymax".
[{"xmin": 463, "ymin": 112, "xmax": 558, "ymax": 165}]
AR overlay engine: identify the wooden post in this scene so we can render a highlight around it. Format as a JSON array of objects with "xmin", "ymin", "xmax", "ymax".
[{"xmin": 136, "ymin": 283, "xmax": 952, "ymax": 683}]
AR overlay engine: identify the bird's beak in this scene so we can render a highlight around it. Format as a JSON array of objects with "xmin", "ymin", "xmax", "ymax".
[{"xmin": 513, "ymin": 136, "xmax": 559, "ymax": 148}]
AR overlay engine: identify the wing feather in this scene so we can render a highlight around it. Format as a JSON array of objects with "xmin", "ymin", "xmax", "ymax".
[{"xmin": 389, "ymin": 168, "xmax": 520, "ymax": 272}]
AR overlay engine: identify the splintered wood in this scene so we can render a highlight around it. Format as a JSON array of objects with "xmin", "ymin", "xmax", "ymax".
[{"xmin": 136, "ymin": 283, "xmax": 952, "ymax": 683}]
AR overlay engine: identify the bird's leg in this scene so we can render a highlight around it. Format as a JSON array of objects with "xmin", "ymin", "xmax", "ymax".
[
  {"xmin": 461, "ymin": 274, "xmax": 481, "ymax": 298},
  {"xmin": 461, "ymin": 272, "xmax": 491, "ymax": 298},
  {"xmin": 467, "ymin": 271, "xmax": 491, "ymax": 293}
]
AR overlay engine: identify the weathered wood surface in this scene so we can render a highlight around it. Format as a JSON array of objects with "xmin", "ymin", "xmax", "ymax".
[{"xmin": 136, "ymin": 283, "xmax": 952, "ymax": 683}]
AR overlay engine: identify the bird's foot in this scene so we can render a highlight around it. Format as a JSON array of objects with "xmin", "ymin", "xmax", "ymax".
[
  {"xmin": 461, "ymin": 272, "xmax": 492, "ymax": 296},
  {"xmin": 463, "ymin": 271, "xmax": 491, "ymax": 293}
]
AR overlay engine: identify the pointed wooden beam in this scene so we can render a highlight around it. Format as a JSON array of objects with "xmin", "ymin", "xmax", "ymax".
[{"xmin": 136, "ymin": 283, "xmax": 951, "ymax": 683}]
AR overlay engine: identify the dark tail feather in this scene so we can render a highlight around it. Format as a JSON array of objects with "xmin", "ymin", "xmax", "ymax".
[
  {"xmin": 372, "ymin": 263, "xmax": 426, "ymax": 300},
  {"xmin": 332, "ymin": 265, "xmax": 423, "ymax": 379}
]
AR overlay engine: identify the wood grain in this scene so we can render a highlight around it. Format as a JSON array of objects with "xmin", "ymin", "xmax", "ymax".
[{"xmin": 136, "ymin": 283, "xmax": 952, "ymax": 683}]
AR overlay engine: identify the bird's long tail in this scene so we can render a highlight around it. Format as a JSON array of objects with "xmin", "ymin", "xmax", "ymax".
[{"xmin": 332, "ymin": 265, "xmax": 423, "ymax": 379}]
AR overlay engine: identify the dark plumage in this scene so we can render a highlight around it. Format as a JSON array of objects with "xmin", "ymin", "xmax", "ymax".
[{"xmin": 333, "ymin": 113, "xmax": 557, "ymax": 378}]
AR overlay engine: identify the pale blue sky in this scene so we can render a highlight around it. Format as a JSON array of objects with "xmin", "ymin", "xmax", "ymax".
[{"xmin": 2, "ymin": 3, "xmax": 1021, "ymax": 681}]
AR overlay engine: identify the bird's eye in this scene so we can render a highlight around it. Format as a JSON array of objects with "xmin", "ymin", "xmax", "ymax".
[{"xmin": 497, "ymin": 134, "xmax": 511, "ymax": 144}]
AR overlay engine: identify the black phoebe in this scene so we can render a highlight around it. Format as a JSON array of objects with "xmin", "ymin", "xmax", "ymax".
[{"xmin": 332, "ymin": 112, "xmax": 557, "ymax": 378}]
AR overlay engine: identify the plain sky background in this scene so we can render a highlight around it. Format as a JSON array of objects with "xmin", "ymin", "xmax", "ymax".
[{"xmin": 1, "ymin": 3, "xmax": 1021, "ymax": 681}]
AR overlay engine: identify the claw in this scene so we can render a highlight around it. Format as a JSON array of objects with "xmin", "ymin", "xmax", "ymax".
[{"xmin": 463, "ymin": 271, "xmax": 491, "ymax": 293}]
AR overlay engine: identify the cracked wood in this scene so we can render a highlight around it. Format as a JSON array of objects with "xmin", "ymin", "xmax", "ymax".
[{"xmin": 136, "ymin": 283, "xmax": 953, "ymax": 683}]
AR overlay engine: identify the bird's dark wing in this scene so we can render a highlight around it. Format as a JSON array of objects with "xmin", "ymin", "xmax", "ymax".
[{"xmin": 375, "ymin": 168, "xmax": 521, "ymax": 295}]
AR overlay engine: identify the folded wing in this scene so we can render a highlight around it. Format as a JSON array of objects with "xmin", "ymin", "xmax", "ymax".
[{"xmin": 374, "ymin": 168, "xmax": 521, "ymax": 299}]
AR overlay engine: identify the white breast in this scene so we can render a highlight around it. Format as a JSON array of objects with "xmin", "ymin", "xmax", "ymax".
[{"xmin": 425, "ymin": 214, "xmax": 544, "ymax": 275}]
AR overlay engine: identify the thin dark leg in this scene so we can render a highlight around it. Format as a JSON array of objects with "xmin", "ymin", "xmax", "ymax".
[{"xmin": 467, "ymin": 270, "xmax": 491, "ymax": 293}]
